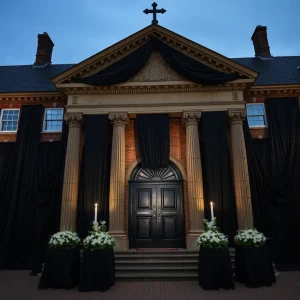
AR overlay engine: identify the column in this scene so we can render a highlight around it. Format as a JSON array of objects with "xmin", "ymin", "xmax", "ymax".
[
  {"xmin": 228, "ymin": 109, "xmax": 254, "ymax": 229},
  {"xmin": 182, "ymin": 112, "xmax": 205, "ymax": 249},
  {"xmin": 108, "ymin": 112, "xmax": 129, "ymax": 251},
  {"xmin": 60, "ymin": 112, "xmax": 83, "ymax": 231}
]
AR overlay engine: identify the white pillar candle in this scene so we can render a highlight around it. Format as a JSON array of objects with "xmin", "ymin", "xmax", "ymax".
[
  {"xmin": 94, "ymin": 203, "xmax": 98, "ymax": 222},
  {"xmin": 210, "ymin": 202, "xmax": 214, "ymax": 220}
]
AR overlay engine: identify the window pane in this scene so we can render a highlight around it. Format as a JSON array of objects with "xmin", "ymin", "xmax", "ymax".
[
  {"xmin": 44, "ymin": 109, "xmax": 63, "ymax": 131},
  {"xmin": 1, "ymin": 110, "xmax": 19, "ymax": 132}
]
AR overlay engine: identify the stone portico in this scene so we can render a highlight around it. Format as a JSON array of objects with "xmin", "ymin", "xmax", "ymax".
[{"xmin": 55, "ymin": 25, "xmax": 256, "ymax": 251}]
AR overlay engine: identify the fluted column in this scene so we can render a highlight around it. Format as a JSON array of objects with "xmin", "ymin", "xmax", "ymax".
[
  {"xmin": 182, "ymin": 112, "xmax": 205, "ymax": 249},
  {"xmin": 60, "ymin": 113, "xmax": 83, "ymax": 231},
  {"xmin": 228, "ymin": 109, "xmax": 254, "ymax": 229},
  {"xmin": 108, "ymin": 112, "xmax": 129, "ymax": 251}
]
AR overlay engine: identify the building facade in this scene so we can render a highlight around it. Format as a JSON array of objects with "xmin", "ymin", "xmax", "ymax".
[{"xmin": 1, "ymin": 24, "xmax": 300, "ymax": 255}]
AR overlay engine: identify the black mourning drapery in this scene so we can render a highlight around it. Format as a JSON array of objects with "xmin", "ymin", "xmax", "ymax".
[
  {"xmin": 244, "ymin": 97, "xmax": 300, "ymax": 270},
  {"xmin": 200, "ymin": 112, "xmax": 237, "ymax": 239},
  {"xmin": 0, "ymin": 108, "xmax": 68, "ymax": 270},
  {"xmin": 78, "ymin": 115, "xmax": 112, "ymax": 238},
  {"xmin": 0, "ymin": 105, "xmax": 43, "ymax": 269},
  {"xmin": 136, "ymin": 114, "xmax": 170, "ymax": 169},
  {"xmin": 74, "ymin": 38, "xmax": 243, "ymax": 86}
]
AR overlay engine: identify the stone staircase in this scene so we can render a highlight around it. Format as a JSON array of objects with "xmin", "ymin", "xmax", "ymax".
[{"xmin": 115, "ymin": 248, "xmax": 235, "ymax": 281}]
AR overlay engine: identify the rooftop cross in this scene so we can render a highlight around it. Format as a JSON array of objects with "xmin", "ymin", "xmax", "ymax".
[{"xmin": 143, "ymin": 2, "xmax": 166, "ymax": 25}]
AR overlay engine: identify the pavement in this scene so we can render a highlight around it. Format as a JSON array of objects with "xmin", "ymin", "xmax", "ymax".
[{"xmin": 1, "ymin": 271, "xmax": 300, "ymax": 300}]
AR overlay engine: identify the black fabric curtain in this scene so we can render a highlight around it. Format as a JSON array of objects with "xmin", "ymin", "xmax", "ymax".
[
  {"xmin": 200, "ymin": 112, "xmax": 237, "ymax": 239},
  {"xmin": 244, "ymin": 97, "xmax": 300, "ymax": 270},
  {"xmin": 74, "ymin": 38, "xmax": 243, "ymax": 86},
  {"xmin": 0, "ymin": 107, "xmax": 68, "ymax": 270},
  {"xmin": 0, "ymin": 105, "xmax": 43, "ymax": 269},
  {"xmin": 136, "ymin": 114, "xmax": 170, "ymax": 169},
  {"xmin": 78, "ymin": 115, "xmax": 112, "ymax": 238}
]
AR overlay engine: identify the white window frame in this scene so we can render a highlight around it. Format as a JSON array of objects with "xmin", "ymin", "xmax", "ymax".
[
  {"xmin": 42, "ymin": 108, "xmax": 64, "ymax": 133},
  {"xmin": 246, "ymin": 103, "xmax": 268, "ymax": 128},
  {"xmin": 0, "ymin": 109, "xmax": 20, "ymax": 133}
]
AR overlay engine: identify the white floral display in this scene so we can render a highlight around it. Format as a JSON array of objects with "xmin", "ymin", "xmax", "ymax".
[
  {"xmin": 203, "ymin": 217, "xmax": 219, "ymax": 232},
  {"xmin": 234, "ymin": 229, "xmax": 267, "ymax": 247},
  {"xmin": 49, "ymin": 231, "xmax": 81, "ymax": 249},
  {"xmin": 83, "ymin": 220, "xmax": 116, "ymax": 251},
  {"xmin": 197, "ymin": 230, "xmax": 229, "ymax": 248}
]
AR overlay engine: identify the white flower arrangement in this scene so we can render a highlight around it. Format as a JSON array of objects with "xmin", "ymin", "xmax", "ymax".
[
  {"xmin": 234, "ymin": 229, "xmax": 267, "ymax": 247},
  {"xmin": 197, "ymin": 230, "xmax": 229, "ymax": 248},
  {"xmin": 83, "ymin": 220, "xmax": 116, "ymax": 251},
  {"xmin": 197, "ymin": 218, "xmax": 228, "ymax": 248},
  {"xmin": 49, "ymin": 231, "xmax": 81, "ymax": 249}
]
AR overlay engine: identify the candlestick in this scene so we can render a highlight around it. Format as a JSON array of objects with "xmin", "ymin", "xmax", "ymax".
[
  {"xmin": 94, "ymin": 203, "xmax": 98, "ymax": 222},
  {"xmin": 210, "ymin": 201, "xmax": 214, "ymax": 220}
]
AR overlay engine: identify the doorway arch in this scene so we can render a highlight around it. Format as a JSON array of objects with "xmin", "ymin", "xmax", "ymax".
[{"xmin": 129, "ymin": 161, "xmax": 186, "ymax": 248}]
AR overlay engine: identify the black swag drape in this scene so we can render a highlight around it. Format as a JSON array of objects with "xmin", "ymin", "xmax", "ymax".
[
  {"xmin": 200, "ymin": 112, "xmax": 237, "ymax": 239},
  {"xmin": 0, "ymin": 106, "xmax": 68, "ymax": 270},
  {"xmin": 74, "ymin": 38, "xmax": 243, "ymax": 86},
  {"xmin": 244, "ymin": 97, "xmax": 300, "ymax": 270},
  {"xmin": 78, "ymin": 115, "xmax": 112, "ymax": 238},
  {"xmin": 136, "ymin": 114, "xmax": 170, "ymax": 169}
]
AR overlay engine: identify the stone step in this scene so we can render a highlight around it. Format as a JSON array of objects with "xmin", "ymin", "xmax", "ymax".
[
  {"xmin": 116, "ymin": 266, "xmax": 198, "ymax": 272},
  {"xmin": 116, "ymin": 271, "xmax": 198, "ymax": 281}
]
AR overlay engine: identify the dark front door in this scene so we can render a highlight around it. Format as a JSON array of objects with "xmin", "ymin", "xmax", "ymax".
[{"xmin": 130, "ymin": 181, "xmax": 185, "ymax": 248}]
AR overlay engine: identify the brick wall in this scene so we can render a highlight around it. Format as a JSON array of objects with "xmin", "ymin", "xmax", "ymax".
[
  {"xmin": 0, "ymin": 102, "xmax": 65, "ymax": 143},
  {"xmin": 124, "ymin": 118, "xmax": 189, "ymax": 237}
]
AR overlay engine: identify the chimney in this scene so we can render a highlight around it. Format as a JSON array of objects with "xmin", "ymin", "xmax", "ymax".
[
  {"xmin": 34, "ymin": 32, "xmax": 54, "ymax": 66},
  {"xmin": 251, "ymin": 25, "xmax": 271, "ymax": 58}
]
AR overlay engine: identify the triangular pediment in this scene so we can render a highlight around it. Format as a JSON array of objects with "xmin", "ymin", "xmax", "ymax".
[
  {"xmin": 127, "ymin": 52, "xmax": 186, "ymax": 83},
  {"xmin": 52, "ymin": 25, "xmax": 258, "ymax": 87}
]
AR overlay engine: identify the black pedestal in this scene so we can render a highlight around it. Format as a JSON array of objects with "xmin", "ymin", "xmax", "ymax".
[
  {"xmin": 79, "ymin": 248, "xmax": 115, "ymax": 292},
  {"xmin": 235, "ymin": 245, "xmax": 276, "ymax": 287},
  {"xmin": 198, "ymin": 247, "xmax": 234, "ymax": 290},
  {"xmin": 38, "ymin": 248, "xmax": 80, "ymax": 289}
]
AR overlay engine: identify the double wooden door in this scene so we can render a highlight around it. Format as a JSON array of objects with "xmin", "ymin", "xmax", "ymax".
[{"xmin": 129, "ymin": 182, "xmax": 185, "ymax": 248}]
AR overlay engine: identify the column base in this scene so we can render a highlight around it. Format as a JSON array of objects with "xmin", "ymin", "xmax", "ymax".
[
  {"xmin": 109, "ymin": 232, "xmax": 128, "ymax": 252},
  {"xmin": 186, "ymin": 231, "xmax": 203, "ymax": 250}
]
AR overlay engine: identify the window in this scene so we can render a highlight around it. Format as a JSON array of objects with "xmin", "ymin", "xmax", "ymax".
[
  {"xmin": 246, "ymin": 103, "xmax": 267, "ymax": 127},
  {"xmin": 0, "ymin": 109, "xmax": 20, "ymax": 132},
  {"xmin": 43, "ymin": 108, "xmax": 64, "ymax": 132}
]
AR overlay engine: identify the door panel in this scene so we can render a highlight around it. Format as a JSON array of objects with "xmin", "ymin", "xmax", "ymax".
[{"xmin": 130, "ymin": 182, "xmax": 185, "ymax": 248}]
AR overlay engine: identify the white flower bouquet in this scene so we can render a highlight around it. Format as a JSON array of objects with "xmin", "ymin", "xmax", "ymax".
[
  {"xmin": 49, "ymin": 231, "xmax": 81, "ymax": 249},
  {"xmin": 234, "ymin": 229, "xmax": 267, "ymax": 247},
  {"xmin": 197, "ymin": 230, "xmax": 229, "ymax": 248},
  {"xmin": 83, "ymin": 220, "xmax": 115, "ymax": 251},
  {"xmin": 203, "ymin": 217, "xmax": 219, "ymax": 232}
]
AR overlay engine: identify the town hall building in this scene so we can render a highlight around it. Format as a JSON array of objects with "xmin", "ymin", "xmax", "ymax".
[{"xmin": 1, "ymin": 7, "xmax": 300, "ymax": 274}]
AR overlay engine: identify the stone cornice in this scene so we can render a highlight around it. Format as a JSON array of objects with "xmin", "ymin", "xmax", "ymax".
[
  {"xmin": 59, "ymin": 82, "xmax": 248, "ymax": 95},
  {"xmin": 0, "ymin": 92, "xmax": 65, "ymax": 104},
  {"xmin": 249, "ymin": 84, "xmax": 300, "ymax": 96}
]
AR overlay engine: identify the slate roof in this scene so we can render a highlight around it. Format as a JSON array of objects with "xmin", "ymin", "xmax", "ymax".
[
  {"xmin": 1, "ymin": 56, "xmax": 300, "ymax": 93},
  {"xmin": 0, "ymin": 64, "xmax": 74, "ymax": 93}
]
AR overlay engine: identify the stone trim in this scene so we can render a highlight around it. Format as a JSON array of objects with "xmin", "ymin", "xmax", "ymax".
[
  {"xmin": 228, "ymin": 109, "xmax": 247, "ymax": 124},
  {"xmin": 109, "ymin": 112, "xmax": 129, "ymax": 127},
  {"xmin": 182, "ymin": 111, "xmax": 201, "ymax": 127},
  {"xmin": 64, "ymin": 112, "xmax": 83, "ymax": 126}
]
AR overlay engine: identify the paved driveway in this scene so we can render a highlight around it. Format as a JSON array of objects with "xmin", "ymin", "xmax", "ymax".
[{"xmin": 1, "ymin": 271, "xmax": 300, "ymax": 300}]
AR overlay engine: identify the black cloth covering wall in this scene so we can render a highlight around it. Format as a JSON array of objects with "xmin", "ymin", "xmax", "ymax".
[
  {"xmin": 136, "ymin": 114, "xmax": 170, "ymax": 169},
  {"xmin": 200, "ymin": 112, "xmax": 237, "ymax": 239},
  {"xmin": 74, "ymin": 38, "xmax": 243, "ymax": 86},
  {"xmin": 0, "ymin": 105, "xmax": 68, "ymax": 270},
  {"xmin": 77, "ymin": 115, "xmax": 112, "ymax": 238},
  {"xmin": 244, "ymin": 97, "xmax": 300, "ymax": 270}
]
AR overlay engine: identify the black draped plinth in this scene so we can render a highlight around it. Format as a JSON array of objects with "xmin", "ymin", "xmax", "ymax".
[
  {"xmin": 198, "ymin": 248, "xmax": 234, "ymax": 290},
  {"xmin": 38, "ymin": 248, "xmax": 80, "ymax": 289},
  {"xmin": 79, "ymin": 249, "xmax": 115, "ymax": 292},
  {"xmin": 235, "ymin": 246, "xmax": 276, "ymax": 287}
]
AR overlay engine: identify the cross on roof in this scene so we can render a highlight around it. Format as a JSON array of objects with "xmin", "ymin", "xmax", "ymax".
[{"xmin": 143, "ymin": 2, "xmax": 166, "ymax": 25}]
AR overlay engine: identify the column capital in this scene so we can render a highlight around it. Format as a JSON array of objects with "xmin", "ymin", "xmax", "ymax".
[
  {"xmin": 182, "ymin": 111, "xmax": 201, "ymax": 127},
  {"xmin": 64, "ymin": 112, "xmax": 83, "ymax": 126},
  {"xmin": 109, "ymin": 112, "xmax": 129, "ymax": 127},
  {"xmin": 228, "ymin": 109, "xmax": 246, "ymax": 124}
]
